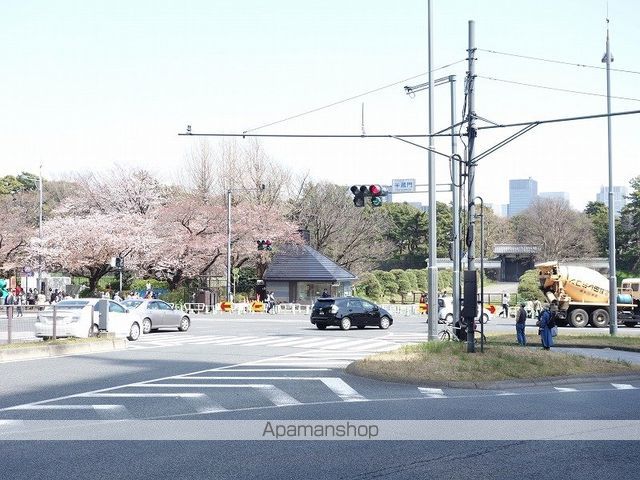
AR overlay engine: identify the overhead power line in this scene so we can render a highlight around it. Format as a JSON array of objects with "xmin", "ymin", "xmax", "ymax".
[
  {"xmin": 478, "ymin": 75, "xmax": 640, "ymax": 103},
  {"xmin": 478, "ymin": 48, "xmax": 640, "ymax": 75},
  {"xmin": 243, "ymin": 59, "xmax": 467, "ymax": 134}
]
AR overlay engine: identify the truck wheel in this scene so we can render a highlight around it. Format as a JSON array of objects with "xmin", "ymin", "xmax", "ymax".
[
  {"xmin": 569, "ymin": 309, "xmax": 589, "ymax": 328},
  {"xmin": 590, "ymin": 309, "xmax": 609, "ymax": 328}
]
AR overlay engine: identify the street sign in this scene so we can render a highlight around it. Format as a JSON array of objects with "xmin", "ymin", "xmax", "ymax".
[{"xmin": 392, "ymin": 178, "xmax": 416, "ymax": 193}]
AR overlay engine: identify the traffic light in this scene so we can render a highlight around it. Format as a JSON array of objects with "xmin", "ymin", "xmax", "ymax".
[
  {"xmin": 369, "ymin": 184, "xmax": 384, "ymax": 207},
  {"xmin": 349, "ymin": 185, "xmax": 387, "ymax": 207},
  {"xmin": 257, "ymin": 240, "xmax": 273, "ymax": 251},
  {"xmin": 350, "ymin": 185, "xmax": 365, "ymax": 207}
]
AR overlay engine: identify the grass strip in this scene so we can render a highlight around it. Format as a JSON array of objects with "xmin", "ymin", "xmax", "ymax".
[
  {"xmin": 488, "ymin": 332, "xmax": 640, "ymax": 351},
  {"xmin": 348, "ymin": 341, "xmax": 640, "ymax": 384}
]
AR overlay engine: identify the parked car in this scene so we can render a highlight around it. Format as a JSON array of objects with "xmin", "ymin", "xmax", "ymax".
[
  {"xmin": 310, "ymin": 297, "xmax": 393, "ymax": 330},
  {"xmin": 438, "ymin": 296, "xmax": 492, "ymax": 324},
  {"xmin": 121, "ymin": 299, "xmax": 191, "ymax": 334},
  {"xmin": 34, "ymin": 298, "xmax": 141, "ymax": 341}
]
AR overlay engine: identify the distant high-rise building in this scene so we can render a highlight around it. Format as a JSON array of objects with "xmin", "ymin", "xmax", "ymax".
[
  {"xmin": 508, "ymin": 178, "xmax": 538, "ymax": 217},
  {"xmin": 486, "ymin": 203, "xmax": 509, "ymax": 217},
  {"xmin": 596, "ymin": 186, "xmax": 629, "ymax": 215},
  {"xmin": 539, "ymin": 191, "xmax": 570, "ymax": 202}
]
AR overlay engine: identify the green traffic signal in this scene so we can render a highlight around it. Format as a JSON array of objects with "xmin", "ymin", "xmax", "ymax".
[{"xmin": 371, "ymin": 196, "xmax": 383, "ymax": 207}]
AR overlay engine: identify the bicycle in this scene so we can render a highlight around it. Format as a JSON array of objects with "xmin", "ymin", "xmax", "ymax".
[{"xmin": 438, "ymin": 319, "xmax": 487, "ymax": 345}]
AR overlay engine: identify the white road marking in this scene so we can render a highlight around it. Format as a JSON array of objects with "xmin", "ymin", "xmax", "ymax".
[
  {"xmin": 418, "ymin": 387, "xmax": 446, "ymax": 398},
  {"xmin": 256, "ymin": 385, "xmax": 301, "ymax": 406},
  {"xmin": 6, "ymin": 404, "xmax": 129, "ymax": 419},
  {"xmin": 80, "ymin": 392, "xmax": 228, "ymax": 413},
  {"xmin": 554, "ymin": 387, "xmax": 578, "ymax": 393},
  {"xmin": 611, "ymin": 383, "xmax": 637, "ymax": 390},
  {"xmin": 218, "ymin": 368, "xmax": 331, "ymax": 372},
  {"xmin": 320, "ymin": 378, "xmax": 366, "ymax": 402},
  {"xmin": 128, "ymin": 383, "xmax": 301, "ymax": 407}
]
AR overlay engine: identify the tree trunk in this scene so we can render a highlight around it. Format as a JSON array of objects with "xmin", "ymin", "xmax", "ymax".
[{"xmin": 87, "ymin": 265, "xmax": 110, "ymax": 295}]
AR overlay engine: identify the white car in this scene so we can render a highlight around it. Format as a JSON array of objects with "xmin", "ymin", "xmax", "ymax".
[
  {"xmin": 34, "ymin": 298, "xmax": 141, "ymax": 341},
  {"xmin": 438, "ymin": 297, "xmax": 493, "ymax": 324}
]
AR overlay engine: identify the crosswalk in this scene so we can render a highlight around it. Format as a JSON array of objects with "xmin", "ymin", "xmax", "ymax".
[
  {"xmin": 1, "ymin": 368, "xmax": 638, "ymax": 421},
  {"xmin": 128, "ymin": 332, "xmax": 429, "ymax": 353}
]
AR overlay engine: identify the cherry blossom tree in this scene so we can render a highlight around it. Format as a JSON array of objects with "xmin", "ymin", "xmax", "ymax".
[
  {"xmin": 27, "ymin": 212, "xmax": 149, "ymax": 293},
  {"xmin": 61, "ymin": 167, "xmax": 169, "ymax": 216},
  {"xmin": 144, "ymin": 195, "xmax": 302, "ymax": 289}
]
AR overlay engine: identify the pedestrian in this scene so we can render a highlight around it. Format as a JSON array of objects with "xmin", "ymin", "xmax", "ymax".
[
  {"xmin": 533, "ymin": 299, "xmax": 541, "ymax": 319},
  {"xmin": 4, "ymin": 289, "xmax": 16, "ymax": 321},
  {"xmin": 500, "ymin": 292, "xmax": 510, "ymax": 317},
  {"xmin": 27, "ymin": 288, "xmax": 35, "ymax": 306},
  {"xmin": 36, "ymin": 289, "xmax": 47, "ymax": 310},
  {"xmin": 537, "ymin": 304, "xmax": 554, "ymax": 350},
  {"xmin": 113, "ymin": 291, "xmax": 123, "ymax": 302},
  {"xmin": 516, "ymin": 302, "xmax": 527, "ymax": 346},
  {"xmin": 266, "ymin": 291, "xmax": 275, "ymax": 314},
  {"xmin": 16, "ymin": 290, "xmax": 25, "ymax": 317},
  {"xmin": 321, "ymin": 289, "xmax": 330, "ymax": 298}
]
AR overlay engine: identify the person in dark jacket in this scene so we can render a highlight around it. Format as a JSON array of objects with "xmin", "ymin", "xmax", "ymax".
[
  {"xmin": 538, "ymin": 305, "xmax": 553, "ymax": 350},
  {"xmin": 516, "ymin": 302, "xmax": 527, "ymax": 346}
]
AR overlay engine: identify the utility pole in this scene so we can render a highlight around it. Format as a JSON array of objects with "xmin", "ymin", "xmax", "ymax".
[
  {"xmin": 603, "ymin": 19, "xmax": 617, "ymax": 335},
  {"xmin": 464, "ymin": 20, "xmax": 477, "ymax": 353},
  {"xmin": 426, "ymin": 0, "xmax": 438, "ymax": 341},
  {"xmin": 450, "ymin": 75, "xmax": 461, "ymax": 328},
  {"xmin": 37, "ymin": 163, "xmax": 43, "ymax": 294},
  {"xmin": 227, "ymin": 188, "xmax": 232, "ymax": 302}
]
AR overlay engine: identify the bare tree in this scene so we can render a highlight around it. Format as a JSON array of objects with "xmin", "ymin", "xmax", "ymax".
[
  {"xmin": 209, "ymin": 139, "xmax": 293, "ymax": 207},
  {"xmin": 288, "ymin": 181, "xmax": 394, "ymax": 273},
  {"xmin": 182, "ymin": 139, "xmax": 216, "ymax": 202},
  {"xmin": 483, "ymin": 206, "xmax": 515, "ymax": 256},
  {"xmin": 512, "ymin": 197, "xmax": 596, "ymax": 261}
]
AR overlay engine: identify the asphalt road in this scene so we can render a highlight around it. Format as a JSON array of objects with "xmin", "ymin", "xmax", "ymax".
[{"xmin": 1, "ymin": 313, "xmax": 640, "ymax": 479}]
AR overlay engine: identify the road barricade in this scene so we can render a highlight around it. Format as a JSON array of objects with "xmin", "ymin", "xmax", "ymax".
[
  {"xmin": 251, "ymin": 301, "xmax": 265, "ymax": 313},
  {"xmin": 219, "ymin": 301, "xmax": 232, "ymax": 312}
]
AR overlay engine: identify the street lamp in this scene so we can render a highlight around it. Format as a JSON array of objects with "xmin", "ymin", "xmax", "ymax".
[{"xmin": 226, "ymin": 184, "xmax": 266, "ymax": 302}]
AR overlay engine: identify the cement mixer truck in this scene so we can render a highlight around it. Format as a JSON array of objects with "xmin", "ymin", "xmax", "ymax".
[{"xmin": 536, "ymin": 261, "xmax": 640, "ymax": 328}]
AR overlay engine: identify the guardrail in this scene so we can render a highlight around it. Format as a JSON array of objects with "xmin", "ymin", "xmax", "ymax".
[{"xmin": 378, "ymin": 303, "xmax": 424, "ymax": 316}]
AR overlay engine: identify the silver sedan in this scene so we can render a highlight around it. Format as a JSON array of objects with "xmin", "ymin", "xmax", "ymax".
[{"xmin": 122, "ymin": 299, "xmax": 191, "ymax": 334}]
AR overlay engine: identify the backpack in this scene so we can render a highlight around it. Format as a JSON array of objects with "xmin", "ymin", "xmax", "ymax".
[{"xmin": 547, "ymin": 311, "xmax": 556, "ymax": 329}]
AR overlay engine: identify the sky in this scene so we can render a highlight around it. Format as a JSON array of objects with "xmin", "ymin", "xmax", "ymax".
[{"xmin": 1, "ymin": 0, "xmax": 638, "ymax": 211}]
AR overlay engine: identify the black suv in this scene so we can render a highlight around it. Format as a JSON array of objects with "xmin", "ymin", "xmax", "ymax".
[{"xmin": 310, "ymin": 297, "xmax": 394, "ymax": 330}]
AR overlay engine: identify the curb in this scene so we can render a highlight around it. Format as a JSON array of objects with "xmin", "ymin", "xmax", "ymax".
[{"xmin": 0, "ymin": 337, "xmax": 129, "ymax": 362}]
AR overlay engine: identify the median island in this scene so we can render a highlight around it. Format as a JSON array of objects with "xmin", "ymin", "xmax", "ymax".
[{"xmin": 346, "ymin": 334, "xmax": 640, "ymax": 387}]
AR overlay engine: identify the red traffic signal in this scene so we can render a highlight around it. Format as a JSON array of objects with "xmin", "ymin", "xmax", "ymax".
[{"xmin": 369, "ymin": 184, "xmax": 382, "ymax": 196}]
